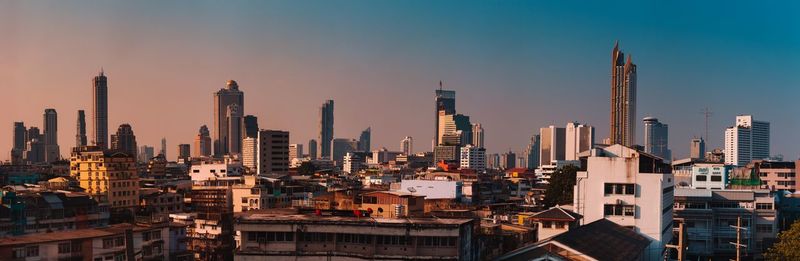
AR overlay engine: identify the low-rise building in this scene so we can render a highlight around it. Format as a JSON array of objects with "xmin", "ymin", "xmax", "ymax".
[{"xmin": 360, "ymin": 191, "xmax": 425, "ymax": 218}]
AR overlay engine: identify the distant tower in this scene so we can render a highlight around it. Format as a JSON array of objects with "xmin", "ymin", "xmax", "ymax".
[
  {"xmin": 724, "ymin": 115, "xmax": 770, "ymax": 166},
  {"xmin": 76, "ymin": 110, "xmax": 87, "ymax": 147},
  {"xmin": 93, "ymin": 69, "xmax": 109, "ymax": 148},
  {"xmin": 243, "ymin": 115, "xmax": 259, "ymax": 139},
  {"xmin": 193, "ymin": 125, "xmax": 212, "ymax": 157},
  {"xmin": 434, "ymin": 85, "xmax": 456, "ymax": 146},
  {"xmin": 11, "ymin": 122, "xmax": 26, "ymax": 164},
  {"xmin": 539, "ymin": 125, "xmax": 566, "ymax": 166},
  {"xmin": 358, "ymin": 127, "xmax": 371, "ymax": 152},
  {"xmin": 610, "ymin": 42, "xmax": 637, "ymax": 147},
  {"xmin": 565, "ymin": 122, "xmax": 595, "ymax": 161},
  {"xmin": 401, "ymin": 136, "xmax": 413, "ymax": 155},
  {"xmin": 177, "ymin": 144, "xmax": 191, "ymax": 161},
  {"xmin": 161, "ymin": 137, "xmax": 167, "ymax": 157},
  {"xmin": 308, "ymin": 139, "xmax": 318, "ymax": 159},
  {"xmin": 43, "ymin": 108, "xmax": 60, "ymax": 162},
  {"xmin": 690, "ymin": 137, "xmax": 705, "ymax": 160},
  {"xmin": 213, "ymin": 80, "xmax": 244, "ymax": 156},
  {"xmin": 318, "ymin": 100, "xmax": 334, "ymax": 158},
  {"xmin": 525, "ymin": 134, "xmax": 541, "ymax": 169},
  {"xmin": 472, "ymin": 123, "xmax": 484, "ymax": 148},
  {"xmin": 110, "ymin": 124, "xmax": 138, "ymax": 157},
  {"xmin": 643, "ymin": 117, "xmax": 671, "ymax": 161},
  {"xmin": 226, "ymin": 104, "xmax": 243, "ymax": 154}
]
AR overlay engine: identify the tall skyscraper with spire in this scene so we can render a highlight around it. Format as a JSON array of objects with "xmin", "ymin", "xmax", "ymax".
[
  {"xmin": 318, "ymin": 100, "xmax": 334, "ymax": 159},
  {"xmin": 93, "ymin": 69, "xmax": 109, "ymax": 148},
  {"xmin": 194, "ymin": 125, "xmax": 212, "ymax": 157},
  {"xmin": 110, "ymin": 124, "xmax": 138, "ymax": 157},
  {"xmin": 43, "ymin": 108, "xmax": 59, "ymax": 162},
  {"xmin": 213, "ymin": 80, "xmax": 244, "ymax": 156},
  {"xmin": 76, "ymin": 110, "xmax": 87, "ymax": 147},
  {"xmin": 610, "ymin": 42, "xmax": 637, "ymax": 147}
]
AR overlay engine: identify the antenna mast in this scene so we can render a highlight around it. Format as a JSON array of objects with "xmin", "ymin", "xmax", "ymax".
[{"xmin": 701, "ymin": 107, "xmax": 713, "ymax": 142}]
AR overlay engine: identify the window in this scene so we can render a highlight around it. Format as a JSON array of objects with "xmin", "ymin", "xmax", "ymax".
[
  {"xmin": 58, "ymin": 242, "xmax": 71, "ymax": 253},
  {"xmin": 604, "ymin": 204, "xmax": 635, "ymax": 217},
  {"xmin": 710, "ymin": 176, "xmax": 722, "ymax": 182},
  {"xmin": 756, "ymin": 203, "xmax": 773, "ymax": 210},
  {"xmin": 604, "ymin": 183, "xmax": 635, "ymax": 195},
  {"xmin": 363, "ymin": 196, "xmax": 377, "ymax": 204},
  {"xmin": 26, "ymin": 246, "xmax": 39, "ymax": 257},
  {"xmin": 695, "ymin": 175, "xmax": 707, "ymax": 181},
  {"xmin": 12, "ymin": 248, "xmax": 25, "ymax": 258},
  {"xmin": 103, "ymin": 238, "xmax": 115, "ymax": 249},
  {"xmin": 756, "ymin": 224, "xmax": 772, "ymax": 233}
]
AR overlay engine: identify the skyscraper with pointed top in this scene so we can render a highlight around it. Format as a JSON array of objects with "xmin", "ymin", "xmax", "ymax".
[
  {"xmin": 610, "ymin": 42, "xmax": 637, "ymax": 147},
  {"xmin": 76, "ymin": 110, "xmax": 87, "ymax": 147},
  {"xmin": 213, "ymin": 80, "xmax": 244, "ymax": 156},
  {"xmin": 93, "ymin": 69, "xmax": 109, "ymax": 148}
]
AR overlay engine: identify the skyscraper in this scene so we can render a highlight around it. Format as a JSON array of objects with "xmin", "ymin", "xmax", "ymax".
[
  {"xmin": 76, "ymin": 110, "xmax": 87, "ymax": 147},
  {"xmin": 565, "ymin": 122, "xmax": 595, "ymax": 161},
  {"xmin": 610, "ymin": 42, "xmax": 637, "ymax": 147},
  {"xmin": 501, "ymin": 151, "xmax": 516, "ymax": 169},
  {"xmin": 539, "ymin": 125, "xmax": 566, "ymax": 166},
  {"xmin": 194, "ymin": 125, "xmax": 212, "ymax": 157},
  {"xmin": 11, "ymin": 122, "xmax": 26, "ymax": 164},
  {"xmin": 472, "ymin": 123, "xmax": 484, "ymax": 148},
  {"xmin": 724, "ymin": 115, "xmax": 770, "ymax": 166},
  {"xmin": 331, "ymin": 138, "xmax": 358, "ymax": 166},
  {"xmin": 43, "ymin": 108, "xmax": 60, "ymax": 162},
  {"xmin": 138, "ymin": 145, "xmax": 155, "ymax": 163},
  {"xmin": 243, "ymin": 115, "xmax": 259, "ymax": 139},
  {"xmin": 690, "ymin": 137, "xmax": 705, "ymax": 160},
  {"xmin": 308, "ymin": 139, "xmax": 318, "ymax": 159},
  {"xmin": 434, "ymin": 87, "xmax": 456, "ymax": 146},
  {"xmin": 524, "ymin": 134, "xmax": 540, "ymax": 169},
  {"xmin": 289, "ymin": 144, "xmax": 304, "ymax": 162},
  {"xmin": 242, "ymin": 137, "xmax": 257, "ymax": 172},
  {"xmin": 177, "ymin": 144, "xmax": 191, "ymax": 161},
  {"xmin": 213, "ymin": 80, "xmax": 244, "ymax": 156},
  {"xmin": 438, "ymin": 113, "xmax": 471, "ymax": 146},
  {"xmin": 110, "ymin": 124, "xmax": 138, "ymax": 157},
  {"xmin": 226, "ymin": 104, "xmax": 243, "ymax": 154},
  {"xmin": 358, "ymin": 127, "xmax": 371, "ymax": 152},
  {"xmin": 643, "ymin": 117, "xmax": 671, "ymax": 161},
  {"xmin": 318, "ymin": 100, "xmax": 334, "ymax": 159},
  {"xmin": 401, "ymin": 136, "xmax": 413, "ymax": 155},
  {"xmin": 257, "ymin": 130, "xmax": 290, "ymax": 174},
  {"xmin": 93, "ymin": 69, "xmax": 108, "ymax": 148},
  {"xmin": 160, "ymin": 137, "xmax": 167, "ymax": 157}
]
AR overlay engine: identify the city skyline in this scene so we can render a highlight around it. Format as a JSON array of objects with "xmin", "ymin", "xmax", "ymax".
[{"xmin": 1, "ymin": 1, "xmax": 798, "ymax": 161}]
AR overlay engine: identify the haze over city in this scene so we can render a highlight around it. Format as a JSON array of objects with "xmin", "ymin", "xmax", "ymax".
[{"xmin": 2, "ymin": 0, "xmax": 798, "ymax": 161}]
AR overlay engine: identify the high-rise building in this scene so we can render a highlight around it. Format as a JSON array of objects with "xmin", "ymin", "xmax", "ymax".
[
  {"xmin": 110, "ymin": 124, "xmax": 137, "ymax": 157},
  {"xmin": 226, "ymin": 104, "xmax": 243, "ymax": 155},
  {"xmin": 160, "ymin": 137, "xmax": 167, "ymax": 157},
  {"xmin": 11, "ymin": 122, "xmax": 26, "ymax": 164},
  {"xmin": 438, "ymin": 113, "xmax": 471, "ymax": 146},
  {"xmin": 308, "ymin": 139, "xmax": 318, "ymax": 159},
  {"xmin": 501, "ymin": 151, "xmax": 516, "ymax": 169},
  {"xmin": 690, "ymin": 137, "xmax": 705, "ymax": 160},
  {"xmin": 318, "ymin": 100, "xmax": 334, "ymax": 159},
  {"xmin": 643, "ymin": 117, "xmax": 671, "ymax": 161},
  {"xmin": 257, "ymin": 130, "xmax": 290, "ymax": 174},
  {"xmin": 27, "ymin": 126, "xmax": 41, "ymax": 143},
  {"xmin": 289, "ymin": 144, "xmax": 303, "ymax": 162},
  {"xmin": 609, "ymin": 42, "xmax": 637, "ymax": 147},
  {"xmin": 525, "ymin": 134, "xmax": 541, "ymax": 169},
  {"xmin": 401, "ymin": 136, "xmax": 413, "ymax": 155},
  {"xmin": 43, "ymin": 108, "xmax": 60, "ymax": 162},
  {"xmin": 70, "ymin": 146, "xmax": 139, "ymax": 209},
  {"xmin": 565, "ymin": 122, "xmax": 595, "ymax": 161},
  {"xmin": 76, "ymin": 110, "xmax": 87, "ymax": 147},
  {"xmin": 92, "ymin": 70, "xmax": 109, "ymax": 148},
  {"xmin": 460, "ymin": 145, "xmax": 486, "ymax": 171},
  {"xmin": 342, "ymin": 152, "xmax": 365, "ymax": 174},
  {"xmin": 434, "ymin": 88, "xmax": 456, "ymax": 146},
  {"xmin": 194, "ymin": 125, "xmax": 212, "ymax": 157},
  {"xmin": 177, "ymin": 144, "xmax": 191, "ymax": 161},
  {"xmin": 358, "ymin": 127, "xmax": 371, "ymax": 152},
  {"xmin": 25, "ymin": 127, "xmax": 44, "ymax": 163},
  {"xmin": 472, "ymin": 123, "xmax": 484, "ymax": 148},
  {"xmin": 138, "ymin": 145, "xmax": 154, "ymax": 163},
  {"xmin": 242, "ymin": 137, "xmax": 257, "ymax": 172},
  {"xmin": 213, "ymin": 80, "xmax": 245, "ymax": 156},
  {"xmin": 331, "ymin": 138, "xmax": 358, "ymax": 166},
  {"xmin": 243, "ymin": 115, "xmax": 259, "ymax": 139},
  {"xmin": 725, "ymin": 115, "xmax": 770, "ymax": 166},
  {"xmin": 539, "ymin": 125, "xmax": 566, "ymax": 166}
]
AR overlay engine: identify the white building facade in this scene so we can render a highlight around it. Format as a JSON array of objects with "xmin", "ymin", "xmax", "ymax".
[
  {"xmin": 459, "ymin": 145, "xmax": 486, "ymax": 171},
  {"xmin": 724, "ymin": 115, "xmax": 770, "ymax": 166}
]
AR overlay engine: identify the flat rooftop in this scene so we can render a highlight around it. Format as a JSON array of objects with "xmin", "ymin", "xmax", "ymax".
[
  {"xmin": 236, "ymin": 209, "xmax": 471, "ymax": 227},
  {"xmin": 0, "ymin": 223, "xmax": 165, "ymax": 246}
]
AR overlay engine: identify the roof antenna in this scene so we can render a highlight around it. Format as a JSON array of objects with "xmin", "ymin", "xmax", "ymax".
[{"xmin": 439, "ymin": 80, "xmax": 443, "ymax": 91}]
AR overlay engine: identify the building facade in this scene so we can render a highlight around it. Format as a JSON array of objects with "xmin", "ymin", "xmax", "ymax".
[
  {"xmin": 643, "ymin": 117, "xmax": 671, "ymax": 162},
  {"xmin": 257, "ymin": 130, "xmax": 290, "ymax": 174},
  {"xmin": 725, "ymin": 115, "xmax": 770, "ymax": 166},
  {"xmin": 93, "ymin": 70, "xmax": 109, "ymax": 148},
  {"xmin": 318, "ymin": 100, "xmax": 334, "ymax": 159},
  {"xmin": 70, "ymin": 146, "xmax": 139, "ymax": 209},
  {"xmin": 609, "ymin": 42, "xmax": 637, "ymax": 147},
  {"xmin": 213, "ymin": 80, "xmax": 245, "ymax": 156}
]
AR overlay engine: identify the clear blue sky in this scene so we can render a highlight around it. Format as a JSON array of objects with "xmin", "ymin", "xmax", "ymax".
[{"xmin": 1, "ymin": 1, "xmax": 798, "ymax": 160}]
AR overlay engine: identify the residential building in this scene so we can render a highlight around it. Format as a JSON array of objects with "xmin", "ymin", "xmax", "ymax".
[
  {"xmin": 189, "ymin": 161, "xmax": 244, "ymax": 183},
  {"xmin": 213, "ymin": 80, "xmax": 245, "ymax": 156},
  {"xmin": 241, "ymin": 137, "xmax": 257, "ymax": 172},
  {"xmin": 140, "ymin": 191, "xmax": 185, "ymax": 216},
  {"xmin": 565, "ymin": 122, "xmax": 594, "ymax": 161},
  {"xmin": 93, "ymin": 69, "xmax": 109, "ymax": 148},
  {"xmin": 573, "ymin": 144, "xmax": 673, "ymax": 260},
  {"xmin": 342, "ymin": 152, "xmax": 365, "ymax": 174},
  {"xmin": 643, "ymin": 117, "xmax": 671, "ymax": 162},
  {"xmin": 752, "ymin": 160, "xmax": 797, "ymax": 192},
  {"xmin": 401, "ymin": 136, "xmax": 413, "ymax": 155},
  {"xmin": 318, "ymin": 100, "xmax": 334, "ymax": 159},
  {"xmin": 397, "ymin": 180, "xmax": 463, "ymax": 201},
  {"xmin": 0, "ymin": 190, "xmax": 110, "ymax": 237},
  {"xmin": 460, "ymin": 145, "xmax": 486, "ymax": 171},
  {"xmin": 70, "ymin": 146, "xmax": 139, "ymax": 209},
  {"xmin": 523, "ymin": 206, "xmax": 582, "ymax": 241},
  {"xmin": 472, "ymin": 123, "xmax": 484, "ymax": 147},
  {"xmin": 257, "ymin": 130, "xmax": 290, "ymax": 174},
  {"xmin": 110, "ymin": 124, "xmax": 137, "ymax": 157},
  {"xmin": 724, "ymin": 115, "xmax": 770, "ymax": 166},
  {"xmin": 539, "ymin": 125, "xmax": 565, "ymax": 167},
  {"xmin": 609, "ymin": 42, "xmax": 637, "ymax": 147},
  {"xmin": 361, "ymin": 191, "xmax": 425, "ymax": 218}
]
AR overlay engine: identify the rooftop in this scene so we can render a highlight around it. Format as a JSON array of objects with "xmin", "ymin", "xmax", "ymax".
[
  {"xmin": 0, "ymin": 223, "xmax": 165, "ymax": 246},
  {"xmin": 236, "ymin": 209, "xmax": 471, "ymax": 227}
]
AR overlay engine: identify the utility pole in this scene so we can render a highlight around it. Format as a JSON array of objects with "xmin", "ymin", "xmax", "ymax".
[
  {"xmin": 729, "ymin": 216, "xmax": 747, "ymax": 261},
  {"xmin": 666, "ymin": 220, "xmax": 686, "ymax": 261}
]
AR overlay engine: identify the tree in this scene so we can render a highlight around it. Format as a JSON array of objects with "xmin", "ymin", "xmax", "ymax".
[
  {"xmin": 765, "ymin": 219, "xmax": 800, "ymax": 260},
  {"xmin": 542, "ymin": 165, "xmax": 579, "ymax": 208},
  {"xmin": 297, "ymin": 162, "xmax": 318, "ymax": 176}
]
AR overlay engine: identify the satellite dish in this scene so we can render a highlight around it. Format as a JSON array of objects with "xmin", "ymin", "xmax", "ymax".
[{"xmin": 407, "ymin": 187, "xmax": 416, "ymax": 193}]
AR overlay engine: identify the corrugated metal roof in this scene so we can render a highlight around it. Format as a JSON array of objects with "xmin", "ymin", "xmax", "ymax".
[{"xmin": 713, "ymin": 190, "xmax": 754, "ymax": 201}]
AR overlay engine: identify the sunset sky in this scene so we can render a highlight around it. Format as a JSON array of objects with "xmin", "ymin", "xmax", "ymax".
[{"xmin": 1, "ymin": 1, "xmax": 798, "ymax": 161}]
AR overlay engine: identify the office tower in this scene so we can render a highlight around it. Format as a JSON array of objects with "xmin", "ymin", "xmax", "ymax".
[
  {"xmin": 501, "ymin": 151, "xmax": 517, "ymax": 169},
  {"xmin": 438, "ymin": 113, "xmax": 471, "ymax": 146},
  {"xmin": 565, "ymin": 122, "xmax": 595, "ymax": 161},
  {"xmin": 318, "ymin": 100, "xmax": 334, "ymax": 159},
  {"xmin": 70, "ymin": 146, "xmax": 139, "ymax": 209},
  {"xmin": 331, "ymin": 138, "xmax": 358, "ymax": 166},
  {"xmin": 289, "ymin": 144, "xmax": 303, "ymax": 162},
  {"xmin": 138, "ymin": 145, "xmax": 155, "ymax": 163},
  {"xmin": 160, "ymin": 137, "xmax": 167, "ymax": 157},
  {"xmin": 460, "ymin": 145, "xmax": 486, "ymax": 171},
  {"xmin": 243, "ymin": 115, "xmax": 259, "ymax": 139},
  {"xmin": 690, "ymin": 138, "xmax": 705, "ymax": 160},
  {"xmin": 434, "ymin": 88, "xmax": 456, "ymax": 145},
  {"xmin": 401, "ymin": 136, "xmax": 413, "ymax": 155},
  {"xmin": 27, "ymin": 126, "xmax": 41, "ymax": 142},
  {"xmin": 573, "ymin": 144, "xmax": 673, "ymax": 260},
  {"xmin": 226, "ymin": 104, "xmax": 243, "ymax": 154},
  {"xmin": 308, "ymin": 139, "xmax": 318, "ymax": 159},
  {"xmin": 525, "ymin": 134, "xmax": 541, "ymax": 169},
  {"xmin": 11, "ymin": 122, "xmax": 26, "ymax": 164},
  {"xmin": 110, "ymin": 124, "xmax": 137, "ymax": 157},
  {"xmin": 609, "ymin": 42, "xmax": 637, "ymax": 147},
  {"xmin": 343, "ymin": 152, "xmax": 365, "ymax": 174},
  {"xmin": 725, "ymin": 115, "xmax": 770, "ymax": 166},
  {"xmin": 643, "ymin": 117, "xmax": 671, "ymax": 161},
  {"xmin": 358, "ymin": 127, "xmax": 371, "ymax": 152},
  {"xmin": 213, "ymin": 80, "xmax": 245, "ymax": 156},
  {"xmin": 257, "ymin": 130, "xmax": 290, "ymax": 174},
  {"xmin": 194, "ymin": 125, "xmax": 212, "ymax": 157},
  {"xmin": 472, "ymin": 123, "xmax": 484, "ymax": 148},
  {"xmin": 43, "ymin": 108, "xmax": 60, "ymax": 162},
  {"xmin": 177, "ymin": 144, "xmax": 191, "ymax": 160},
  {"xmin": 76, "ymin": 110, "xmax": 87, "ymax": 147},
  {"xmin": 92, "ymin": 70, "xmax": 109, "ymax": 148},
  {"xmin": 539, "ymin": 125, "xmax": 566, "ymax": 166},
  {"xmin": 242, "ymin": 137, "xmax": 257, "ymax": 172}
]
